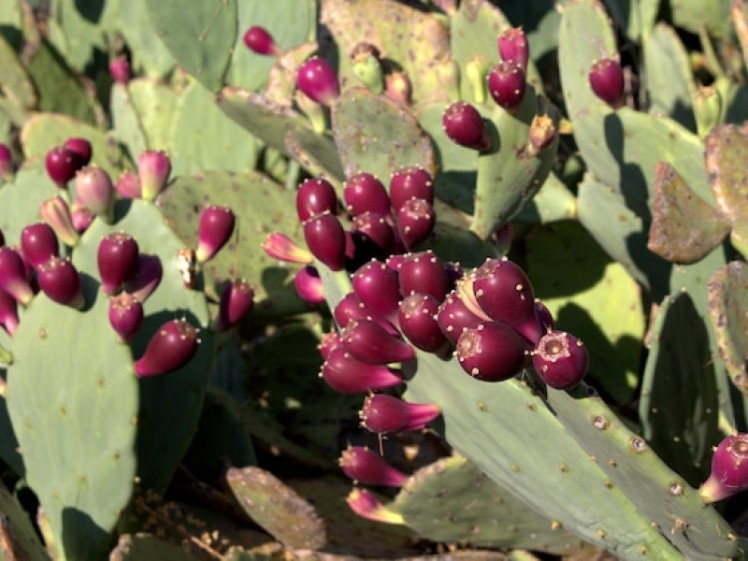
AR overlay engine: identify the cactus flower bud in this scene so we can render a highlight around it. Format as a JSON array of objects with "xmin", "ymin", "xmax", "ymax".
[
  {"xmin": 134, "ymin": 319, "xmax": 200, "ymax": 377},
  {"xmin": 340, "ymin": 446, "xmax": 408, "ymax": 487},
  {"xmin": 346, "ymin": 488, "xmax": 405, "ymax": 524},
  {"xmin": 108, "ymin": 292, "xmax": 144, "ymax": 342},
  {"xmin": 37, "ymin": 257, "xmax": 84, "ymax": 309},
  {"xmin": 700, "ymin": 433, "xmax": 748, "ymax": 503},
  {"xmin": 45, "ymin": 146, "xmax": 80, "ymax": 187},
  {"xmin": 242, "ymin": 25, "xmax": 279, "ymax": 56},
  {"xmin": 74, "ymin": 166, "xmax": 115, "ymax": 222},
  {"xmin": 0, "ymin": 247, "xmax": 33, "ymax": 306},
  {"xmin": 261, "ymin": 232, "xmax": 313, "ymax": 264},
  {"xmin": 0, "ymin": 289, "xmax": 19, "ymax": 335},
  {"xmin": 40, "ymin": 196, "xmax": 80, "ymax": 247},
  {"xmin": 98, "ymin": 232, "xmax": 139, "ymax": 295},
  {"xmin": 0, "ymin": 143, "xmax": 13, "ymax": 177},
  {"xmin": 296, "ymin": 57, "xmax": 340, "ymax": 106},
  {"xmin": 138, "ymin": 150, "xmax": 171, "ymax": 201},
  {"xmin": 109, "ymin": 56, "xmax": 132, "ymax": 84},
  {"xmin": 195, "ymin": 205, "xmax": 235, "ymax": 263},
  {"xmin": 214, "ymin": 279, "xmax": 254, "ymax": 331},
  {"xmin": 63, "ymin": 137, "xmax": 92, "ymax": 168},
  {"xmin": 360, "ymin": 394, "xmax": 441, "ymax": 433}
]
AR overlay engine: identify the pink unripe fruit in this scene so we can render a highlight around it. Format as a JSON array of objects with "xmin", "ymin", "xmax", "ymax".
[
  {"xmin": 0, "ymin": 143, "xmax": 13, "ymax": 177},
  {"xmin": 700, "ymin": 433, "xmax": 748, "ymax": 503},
  {"xmin": 71, "ymin": 199, "xmax": 95, "ymax": 233},
  {"xmin": 115, "ymin": 170, "xmax": 142, "ymax": 199},
  {"xmin": 134, "ymin": 319, "xmax": 200, "ymax": 377},
  {"xmin": 589, "ymin": 57, "xmax": 625, "ymax": 108},
  {"xmin": 98, "ymin": 232, "xmax": 139, "ymax": 295},
  {"xmin": 294, "ymin": 266, "xmax": 324, "ymax": 304},
  {"xmin": 137, "ymin": 150, "xmax": 171, "ymax": 201},
  {"xmin": 196, "ymin": 205, "xmax": 235, "ymax": 263},
  {"xmin": 296, "ymin": 57, "xmax": 340, "ymax": 106},
  {"xmin": 340, "ymin": 446, "xmax": 408, "ymax": 487},
  {"xmin": 109, "ymin": 56, "xmax": 131, "ymax": 84},
  {"xmin": 20, "ymin": 223, "xmax": 59, "ymax": 269},
  {"xmin": 0, "ymin": 247, "xmax": 33, "ymax": 306},
  {"xmin": 108, "ymin": 292, "xmax": 144, "ymax": 342},
  {"xmin": 37, "ymin": 257, "xmax": 84, "ymax": 309},
  {"xmin": 74, "ymin": 166, "xmax": 114, "ymax": 220},
  {"xmin": 0, "ymin": 289, "xmax": 19, "ymax": 335},
  {"xmin": 243, "ymin": 25, "xmax": 278, "ymax": 56}
]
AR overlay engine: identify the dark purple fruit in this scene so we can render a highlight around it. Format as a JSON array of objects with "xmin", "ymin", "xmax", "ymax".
[
  {"xmin": 296, "ymin": 57, "xmax": 340, "ymax": 105},
  {"xmin": 296, "ymin": 177, "xmax": 338, "ymax": 221},
  {"xmin": 343, "ymin": 173, "xmax": 390, "ymax": 217},
  {"xmin": 360, "ymin": 394, "xmax": 440, "ymax": 433},
  {"xmin": 442, "ymin": 101, "xmax": 491, "ymax": 151},
  {"xmin": 487, "ymin": 61, "xmax": 526, "ymax": 113},
  {"xmin": 340, "ymin": 446, "xmax": 408, "ymax": 487},
  {"xmin": 98, "ymin": 232, "xmax": 139, "ymax": 295},
  {"xmin": 302, "ymin": 211, "xmax": 346, "ymax": 271},
  {"xmin": 20, "ymin": 222, "xmax": 59, "ymax": 269},
  {"xmin": 0, "ymin": 289, "xmax": 19, "ymax": 335},
  {"xmin": 396, "ymin": 197, "xmax": 435, "ymax": 251},
  {"xmin": 699, "ymin": 433, "xmax": 748, "ymax": 503},
  {"xmin": 134, "ymin": 319, "xmax": 200, "ymax": 377},
  {"xmin": 396, "ymin": 250, "xmax": 449, "ymax": 302},
  {"xmin": 320, "ymin": 347, "xmax": 402, "ymax": 393},
  {"xmin": 45, "ymin": 146, "xmax": 79, "ymax": 187},
  {"xmin": 497, "ymin": 27, "xmax": 529, "ymax": 72},
  {"xmin": 243, "ymin": 25, "xmax": 278, "ymax": 56},
  {"xmin": 351, "ymin": 211, "xmax": 396, "ymax": 257},
  {"xmin": 532, "ymin": 330, "xmax": 588, "ymax": 389},
  {"xmin": 63, "ymin": 137, "xmax": 92, "ymax": 168},
  {"xmin": 351, "ymin": 259, "xmax": 400, "ymax": 320},
  {"xmin": 37, "ymin": 257, "xmax": 84, "ymax": 309},
  {"xmin": 399, "ymin": 293, "xmax": 448, "ymax": 353},
  {"xmin": 589, "ymin": 57, "xmax": 625, "ymax": 108},
  {"xmin": 215, "ymin": 279, "xmax": 254, "ymax": 331},
  {"xmin": 294, "ymin": 266, "xmax": 324, "ymax": 304},
  {"xmin": 108, "ymin": 292, "xmax": 144, "ymax": 342},
  {"xmin": 126, "ymin": 254, "xmax": 162, "ymax": 303},
  {"xmin": 196, "ymin": 205, "xmax": 235, "ymax": 263},
  {"xmin": 0, "ymin": 247, "xmax": 33, "ymax": 306},
  {"xmin": 341, "ymin": 318, "xmax": 415, "ymax": 364},
  {"xmin": 388, "ymin": 166, "xmax": 434, "ymax": 212},
  {"xmin": 456, "ymin": 321, "xmax": 529, "ymax": 381},
  {"xmin": 0, "ymin": 144, "xmax": 12, "ymax": 177},
  {"xmin": 436, "ymin": 291, "xmax": 484, "ymax": 344}
]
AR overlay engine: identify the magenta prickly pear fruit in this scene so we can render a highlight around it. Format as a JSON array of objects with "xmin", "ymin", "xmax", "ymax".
[
  {"xmin": 319, "ymin": 331, "xmax": 342, "ymax": 360},
  {"xmin": 589, "ymin": 57, "xmax": 625, "ymax": 108},
  {"xmin": 351, "ymin": 212, "xmax": 396, "ymax": 258},
  {"xmin": 0, "ymin": 289, "xmax": 19, "ymax": 335},
  {"xmin": 442, "ymin": 101, "xmax": 491, "ymax": 152},
  {"xmin": 302, "ymin": 211, "xmax": 346, "ymax": 271},
  {"xmin": 700, "ymin": 433, "xmax": 748, "ymax": 503},
  {"xmin": 487, "ymin": 61, "xmax": 526, "ymax": 113},
  {"xmin": 63, "ymin": 137, "xmax": 92, "ymax": 168},
  {"xmin": 134, "ymin": 318, "xmax": 200, "ymax": 377},
  {"xmin": 360, "ymin": 394, "xmax": 440, "ymax": 433},
  {"xmin": 108, "ymin": 292, "xmax": 144, "ymax": 342},
  {"xmin": 535, "ymin": 300, "xmax": 555, "ymax": 333},
  {"xmin": 261, "ymin": 232, "xmax": 313, "ymax": 264},
  {"xmin": 138, "ymin": 150, "xmax": 171, "ymax": 201},
  {"xmin": 0, "ymin": 228, "xmax": 3, "ymax": 247},
  {"xmin": 71, "ymin": 199, "xmax": 94, "ymax": 233},
  {"xmin": 333, "ymin": 292, "xmax": 397, "ymax": 336},
  {"xmin": 196, "ymin": 205, "xmax": 235, "ymax": 263},
  {"xmin": 436, "ymin": 291, "xmax": 485, "ymax": 344},
  {"xmin": 126, "ymin": 253, "xmax": 162, "ymax": 303},
  {"xmin": 0, "ymin": 143, "xmax": 13, "ymax": 177},
  {"xmin": 45, "ymin": 146, "xmax": 80, "ymax": 187},
  {"xmin": 346, "ymin": 488, "xmax": 404, "ymax": 524},
  {"xmin": 532, "ymin": 330, "xmax": 588, "ymax": 389},
  {"xmin": 20, "ymin": 222, "xmax": 59, "ymax": 269},
  {"xmin": 396, "ymin": 251, "xmax": 449, "ymax": 302},
  {"xmin": 294, "ymin": 265, "xmax": 325, "ymax": 304},
  {"xmin": 115, "ymin": 170, "xmax": 142, "ymax": 199},
  {"xmin": 343, "ymin": 173, "xmax": 390, "ymax": 217},
  {"xmin": 215, "ymin": 279, "xmax": 254, "ymax": 331},
  {"xmin": 399, "ymin": 293, "xmax": 448, "ymax": 353},
  {"xmin": 74, "ymin": 166, "xmax": 115, "ymax": 221},
  {"xmin": 340, "ymin": 446, "xmax": 408, "ymax": 487},
  {"xmin": 320, "ymin": 347, "xmax": 402, "ymax": 394},
  {"xmin": 396, "ymin": 197, "xmax": 435, "ymax": 251},
  {"xmin": 352, "ymin": 260, "xmax": 400, "ymax": 321},
  {"xmin": 341, "ymin": 318, "xmax": 415, "ymax": 364},
  {"xmin": 98, "ymin": 232, "xmax": 139, "ymax": 295},
  {"xmin": 296, "ymin": 177, "xmax": 339, "ymax": 221},
  {"xmin": 243, "ymin": 25, "xmax": 279, "ymax": 56},
  {"xmin": 0, "ymin": 247, "xmax": 33, "ymax": 306},
  {"xmin": 497, "ymin": 27, "xmax": 529, "ymax": 72},
  {"xmin": 296, "ymin": 57, "xmax": 340, "ymax": 106},
  {"xmin": 109, "ymin": 55, "xmax": 131, "ymax": 84},
  {"xmin": 389, "ymin": 167, "xmax": 434, "ymax": 213},
  {"xmin": 40, "ymin": 196, "xmax": 79, "ymax": 247},
  {"xmin": 456, "ymin": 321, "xmax": 530, "ymax": 381},
  {"xmin": 37, "ymin": 257, "xmax": 84, "ymax": 309}
]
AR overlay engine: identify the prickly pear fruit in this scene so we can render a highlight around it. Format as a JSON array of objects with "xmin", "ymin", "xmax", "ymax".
[
  {"xmin": 700, "ymin": 433, "xmax": 748, "ymax": 503},
  {"xmin": 588, "ymin": 57, "xmax": 625, "ymax": 108},
  {"xmin": 396, "ymin": 197, "xmax": 435, "ymax": 250},
  {"xmin": 319, "ymin": 331, "xmax": 342, "ymax": 360},
  {"xmin": 436, "ymin": 291, "xmax": 483, "ymax": 344},
  {"xmin": 296, "ymin": 57, "xmax": 340, "ymax": 106},
  {"xmin": 40, "ymin": 196, "xmax": 79, "ymax": 247},
  {"xmin": 37, "ymin": 257, "xmax": 84, "ymax": 309},
  {"xmin": 302, "ymin": 212, "xmax": 346, "ymax": 271},
  {"xmin": 138, "ymin": 150, "xmax": 171, "ymax": 201},
  {"xmin": 389, "ymin": 167, "xmax": 434, "ymax": 213},
  {"xmin": 455, "ymin": 321, "xmax": 530, "ymax": 381},
  {"xmin": 320, "ymin": 347, "xmax": 402, "ymax": 394},
  {"xmin": 340, "ymin": 446, "xmax": 408, "ymax": 487},
  {"xmin": 294, "ymin": 266, "xmax": 324, "ymax": 304},
  {"xmin": 341, "ymin": 318, "xmax": 415, "ymax": 365},
  {"xmin": 98, "ymin": 232, "xmax": 139, "ymax": 295},
  {"xmin": 196, "ymin": 205, "xmax": 235, "ymax": 263},
  {"xmin": 0, "ymin": 247, "xmax": 33, "ymax": 306},
  {"xmin": 71, "ymin": 199, "xmax": 94, "ymax": 233},
  {"xmin": 109, "ymin": 56, "xmax": 131, "ymax": 84},
  {"xmin": 0, "ymin": 289, "xmax": 19, "ymax": 335},
  {"xmin": 498, "ymin": 27, "xmax": 529, "ymax": 72},
  {"xmin": 351, "ymin": 212, "xmax": 396, "ymax": 257},
  {"xmin": 74, "ymin": 166, "xmax": 114, "ymax": 221},
  {"xmin": 296, "ymin": 177, "xmax": 339, "ymax": 221},
  {"xmin": 115, "ymin": 170, "xmax": 141, "ymax": 199},
  {"xmin": 126, "ymin": 254, "xmax": 162, "ymax": 303},
  {"xmin": 487, "ymin": 61, "xmax": 526, "ymax": 113},
  {"xmin": 45, "ymin": 146, "xmax": 80, "ymax": 187},
  {"xmin": 531, "ymin": 330, "xmax": 588, "ymax": 389},
  {"xmin": 442, "ymin": 101, "xmax": 491, "ymax": 152},
  {"xmin": 0, "ymin": 143, "xmax": 12, "ymax": 177},
  {"xmin": 385, "ymin": 71, "xmax": 412, "ymax": 106},
  {"xmin": 243, "ymin": 25, "xmax": 278, "ymax": 56},
  {"xmin": 398, "ymin": 293, "xmax": 448, "ymax": 353},
  {"xmin": 346, "ymin": 488, "xmax": 404, "ymax": 524},
  {"xmin": 63, "ymin": 137, "xmax": 92, "ymax": 168},
  {"xmin": 20, "ymin": 223, "xmax": 59, "ymax": 269},
  {"xmin": 134, "ymin": 319, "xmax": 200, "ymax": 377},
  {"xmin": 351, "ymin": 260, "xmax": 400, "ymax": 320},
  {"xmin": 396, "ymin": 251, "xmax": 449, "ymax": 301},
  {"xmin": 215, "ymin": 279, "xmax": 254, "ymax": 331},
  {"xmin": 360, "ymin": 394, "xmax": 440, "ymax": 434},
  {"xmin": 344, "ymin": 173, "xmax": 390, "ymax": 217},
  {"xmin": 108, "ymin": 292, "xmax": 144, "ymax": 342}
]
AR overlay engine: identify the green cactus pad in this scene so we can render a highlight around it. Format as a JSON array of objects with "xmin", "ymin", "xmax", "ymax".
[
  {"xmin": 110, "ymin": 534, "xmax": 201, "ymax": 561},
  {"xmin": 111, "ymin": 85, "xmax": 148, "ymax": 163},
  {"xmin": 115, "ymin": 0, "xmax": 176, "ymax": 79},
  {"xmin": 704, "ymin": 124, "xmax": 748, "ymax": 257},
  {"xmin": 0, "ymin": 34, "xmax": 36, "ymax": 111},
  {"xmin": 515, "ymin": 173, "xmax": 578, "ymax": 224},
  {"xmin": 264, "ymin": 42, "xmax": 317, "ymax": 107},
  {"xmin": 604, "ymin": 0, "xmax": 659, "ymax": 41},
  {"xmin": 0, "ymin": 481, "xmax": 49, "ymax": 561},
  {"xmin": 72, "ymin": 200, "xmax": 212, "ymax": 494},
  {"xmin": 285, "ymin": 126, "xmax": 346, "ymax": 182},
  {"xmin": 0, "ymin": 392, "xmax": 22, "ymax": 477},
  {"xmin": 671, "ymin": 0, "xmax": 732, "ymax": 38},
  {"xmin": 638, "ymin": 293, "xmax": 720, "ymax": 486},
  {"xmin": 321, "ymin": 0, "xmax": 449, "ymax": 108},
  {"xmin": 0, "ymin": 165, "xmax": 58, "ymax": 246},
  {"xmin": 331, "ymin": 88, "xmax": 436, "ymax": 180},
  {"xmin": 390, "ymin": 456, "xmax": 587, "ymax": 554},
  {"xmin": 144, "ymin": 0, "xmax": 237, "ymax": 92},
  {"xmin": 21, "ymin": 113, "xmax": 125, "ymax": 177},
  {"xmin": 6, "ymin": 293, "xmax": 138, "ymax": 561},
  {"xmin": 707, "ymin": 261, "xmax": 748, "ymax": 396},
  {"xmin": 169, "ymin": 79, "xmax": 260, "ymax": 177},
  {"xmin": 225, "ymin": 466, "xmax": 327, "ymax": 550},
  {"xmin": 527, "ymin": 220, "xmax": 643, "ymax": 403},
  {"xmin": 648, "ymin": 162, "xmax": 730, "ymax": 264},
  {"xmin": 46, "ymin": 0, "xmax": 115, "ymax": 73}
]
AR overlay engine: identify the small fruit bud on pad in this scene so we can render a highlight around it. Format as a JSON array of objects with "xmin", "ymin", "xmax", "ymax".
[
  {"xmin": 135, "ymin": 318, "xmax": 200, "ymax": 377},
  {"xmin": 340, "ymin": 446, "xmax": 408, "ymax": 487},
  {"xmin": 360, "ymin": 394, "xmax": 440, "ymax": 433},
  {"xmin": 532, "ymin": 330, "xmax": 588, "ymax": 389},
  {"xmin": 589, "ymin": 57, "xmax": 625, "ymax": 108},
  {"xmin": 138, "ymin": 150, "xmax": 171, "ymax": 201},
  {"xmin": 296, "ymin": 57, "xmax": 340, "ymax": 106},
  {"xmin": 243, "ymin": 25, "xmax": 278, "ymax": 56},
  {"xmin": 196, "ymin": 205, "xmax": 235, "ymax": 263},
  {"xmin": 109, "ymin": 56, "xmax": 131, "ymax": 84},
  {"xmin": 528, "ymin": 114, "xmax": 556, "ymax": 156},
  {"xmin": 0, "ymin": 143, "xmax": 12, "ymax": 177},
  {"xmin": 442, "ymin": 101, "xmax": 491, "ymax": 152},
  {"xmin": 700, "ymin": 433, "xmax": 748, "ymax": 503},
  {"xmin": 261, "ymin": 232, "xmax": 313, "ymax": 264},
  {"xmin": 346, "ymin": 488, "xmax": 405, "ymax": 524}
]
